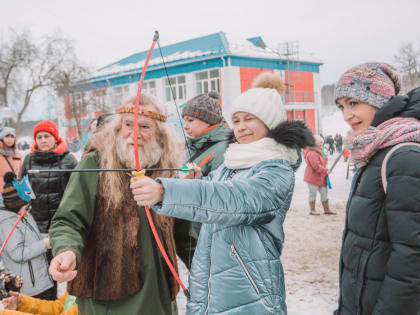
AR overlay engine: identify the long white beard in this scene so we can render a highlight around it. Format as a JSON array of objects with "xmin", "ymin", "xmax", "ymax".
[{"xmin": 116, "ymin": 134, "xmax": 163, "ymax": 169}]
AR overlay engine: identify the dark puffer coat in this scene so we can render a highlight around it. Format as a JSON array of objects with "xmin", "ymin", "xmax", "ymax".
[
  {"xmin": 337, "ymin": 88, "xmax": 420, "ymax": 315},
  {"xmin": 20, "ymin": 141, "xmax": 77, "ymax": 233}
]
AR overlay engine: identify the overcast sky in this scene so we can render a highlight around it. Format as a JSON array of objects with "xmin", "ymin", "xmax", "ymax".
[
  {"xmin": 1, "ymin": 0, "xmax": 420, "ymax": 119},
  {"xmin": 3, "ymin": 0, "xmax": 420, "ymax": 83}
]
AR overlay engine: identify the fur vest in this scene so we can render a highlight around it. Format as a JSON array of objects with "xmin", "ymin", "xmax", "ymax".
[{"xmin": 68, "ymin": 180, "xmax": 179, "ymax": 301}]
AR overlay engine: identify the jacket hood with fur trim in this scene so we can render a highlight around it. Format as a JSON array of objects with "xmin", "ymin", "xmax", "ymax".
[{"xmin": 268, "ymin": 120, "xmax": 315, "ymax": 149}]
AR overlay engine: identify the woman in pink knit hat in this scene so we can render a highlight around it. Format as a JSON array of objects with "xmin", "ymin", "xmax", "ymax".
[{"xmin": 335, "ymin": 62, "xmax": 420, "ymax": 315}]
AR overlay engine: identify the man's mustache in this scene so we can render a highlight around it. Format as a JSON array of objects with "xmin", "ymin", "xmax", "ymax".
[{"xmin": 125, "ymin": 140, "xmax": 144, "ymax": 146}]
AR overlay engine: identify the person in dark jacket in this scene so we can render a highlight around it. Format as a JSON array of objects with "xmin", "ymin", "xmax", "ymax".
[
  {"xmin": 334, "ymin": 133, "xmax": 343, "ymax": 152},
  {"xmin": 20, "ymin": 121, "xmax": 77, "ymax": 299},
  {"xmin": 20, "ymin": 121, "xmax": 77, "ymax": 234},
  {"xmin": 175, "ymin": 91, "xmax": 232, "ymax": 269},
  {"xmin": 325, "ymin": 135, "xmax": 335, "ymax": 155},
  {"xmin": 335, "ymin": 62, "xmax": 420, "ymax": 315}
]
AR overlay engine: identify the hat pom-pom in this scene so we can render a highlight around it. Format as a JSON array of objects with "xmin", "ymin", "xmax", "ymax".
[
  {"xmin": 208, "ymin": 91, "xmax": 220, "ymax": 100},
  {"xmin": 251, "ymin": 72, "xmax": 286, "ymax": 95},
  {"xmin": 4, "ymin": 172, "xmax": 16, "ymax": 185}
]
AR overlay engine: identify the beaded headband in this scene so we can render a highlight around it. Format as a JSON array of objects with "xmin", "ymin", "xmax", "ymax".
[{"xmin": 116, "ymin": 105, "xmax": 167, "ymax": 122}]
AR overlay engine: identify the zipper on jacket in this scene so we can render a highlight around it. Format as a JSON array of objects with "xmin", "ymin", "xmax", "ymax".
[
  {"xmin": 28, "ymin": 260, "xmax": 35, "ymax": 287},
  {"xmin": 204, "ymin": 275, "xmax": 211, "ymax": 315},
  {"xmin": 231, "ymin": 244, "xmax": 260, "ymax": 295}
]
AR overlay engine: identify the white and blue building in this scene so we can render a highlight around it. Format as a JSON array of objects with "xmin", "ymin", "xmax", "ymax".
[{"xmin": 59, "ymin": 32, "xmax": 323, "ymax": 140}]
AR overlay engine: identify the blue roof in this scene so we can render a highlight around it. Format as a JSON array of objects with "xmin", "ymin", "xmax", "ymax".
[
  {"xmin": 96, "ymin": 32, "xmax": 229, "ymax": 75},
  {"xmin": 247, "ymin": 36, "xmax": 266, "ymax": 48},
  {"xmin": 92, "ymin": 32, "xmax": 322, "ymax": 84}
]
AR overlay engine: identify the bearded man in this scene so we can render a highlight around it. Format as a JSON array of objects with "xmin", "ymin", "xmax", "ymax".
[{"xmin": 48, "ymin": 94, "xmax": 182, "ymax": 315}]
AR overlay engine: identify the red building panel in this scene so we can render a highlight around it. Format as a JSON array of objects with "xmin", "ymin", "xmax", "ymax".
[
  {"xmin": 305, "ymin": 109, "xmax": 316, "ymax": 132},
  {"xmin": 293, "ymin": 110, "xmax": 305, "ymax": 121},
  {"xmin": 285, "ymin": 109, "xmax": 316, "ymax": 133},
  {"xmin": 64, "ymin": 95, "xmax": 71, "ymax": 119},
  {"xmin": 240, "ymin": 68, "xmax": 273, "ymax": 92},
  {"xmin": 284, "ymin": 71, "xmax": 314, "ymax": 103},
  {"xmin": 66, "ymin": 126, "xmax": 77, "ymax": 141}
]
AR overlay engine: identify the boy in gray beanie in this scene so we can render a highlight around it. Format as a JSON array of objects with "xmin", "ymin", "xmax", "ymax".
[
  {"xmin": 175, "ymin": 91, "xmax": 232, "ymax": 269},
  {"xmin": 181, "ymin": 91, "xmax": 222, "ymax": 126}
]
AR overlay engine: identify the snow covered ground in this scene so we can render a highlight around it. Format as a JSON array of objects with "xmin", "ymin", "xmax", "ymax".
[{"xmin": 176, "ymin": 152, "xmax": 353, "ymax": 315}]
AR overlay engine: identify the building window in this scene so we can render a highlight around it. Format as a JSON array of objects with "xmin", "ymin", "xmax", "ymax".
[
  {"xmin": 195, "ymin": 69, "xmax": 220, "ymax": 94},
  {"xmin": 71, "ymin": 92, "xmax": 83, "ymax": 106},
  {"xmin": 109, "ymin": 85, "xmax": 130, "ymax": 107},
  {"xmin": 165, "ymin": 75, "xmax": 186, "ymax": 102},
  {"xmin": 142, "ymin": 81, "xmax": 156, "ymax": 96}
]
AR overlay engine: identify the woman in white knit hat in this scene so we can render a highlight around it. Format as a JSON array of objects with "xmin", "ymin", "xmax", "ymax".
[{"xmin": 130, "ymin": 72, "xmax": 315, "ymax": 315}]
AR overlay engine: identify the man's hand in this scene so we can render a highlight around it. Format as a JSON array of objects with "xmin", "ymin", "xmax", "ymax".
[
  {"xmin": 2, "ymin": 291, "xmax": 20, "ymax": 310},
  {"xmin": 178, "ymin": 163, "xmax": 202, "ymax": 179},
  {"xmin": 130, "ymin": 176, "xmax": 164, "ymax": 206},
  {"xmin": 43, "ymin": 237, "xmax": 51, "ymax": 249},
  {"xmin": 49, "ymin": 250, "xmax": 77, "ymax": 283}
]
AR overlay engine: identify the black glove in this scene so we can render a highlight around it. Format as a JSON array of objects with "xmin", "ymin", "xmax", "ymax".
[{"xmin": 5, "ymin": 275, "xmax": 21, "ymax": 293}]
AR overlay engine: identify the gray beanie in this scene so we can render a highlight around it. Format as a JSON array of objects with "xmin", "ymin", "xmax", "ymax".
[
  {"xmin": 182, "ymin": 91, "xmax": 222, "ymax": 125},
  {"xmin": 0, "ymin": 127, "xmax": 16, "ymax": 140}
]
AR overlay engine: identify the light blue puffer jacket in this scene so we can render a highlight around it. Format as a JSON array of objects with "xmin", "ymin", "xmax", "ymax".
[
  {"xmin": 153, "ymin": 154, "xmax": 301, "ymax": 315},
  {"xmin": 0, "ymin": 209, "xmax": 53, "ymax": 296}
]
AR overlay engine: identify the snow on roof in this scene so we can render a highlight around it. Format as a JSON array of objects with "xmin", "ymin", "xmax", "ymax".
[
  {"xmin": 93, "ymin": 49, "xmax": 215, "ymax": 78},
  {"xmin": 223, "ymin": 33, "xmax": 280, "ymax": 59},
  {"xmin": 92, "ymin": 32, "xmax": 322, "ymax": 80}
]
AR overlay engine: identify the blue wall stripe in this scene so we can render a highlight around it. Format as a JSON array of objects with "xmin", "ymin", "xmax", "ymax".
[{"xmin": 92, "ymin": 56, "xmax": 319, "ymax": 88}]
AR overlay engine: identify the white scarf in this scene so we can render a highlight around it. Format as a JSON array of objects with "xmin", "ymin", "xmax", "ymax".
[{"xmin": 224, "ymin": 137, "xmax": 299, "ymax": 169}]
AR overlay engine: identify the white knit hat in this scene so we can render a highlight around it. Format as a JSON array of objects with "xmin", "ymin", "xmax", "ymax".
[{"xmin": 223, "ymin": 72, "xmax": 286, "ymax": 130}]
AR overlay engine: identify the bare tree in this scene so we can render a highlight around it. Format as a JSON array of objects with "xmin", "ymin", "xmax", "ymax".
[
  {"xmin": 0, "ymin": 28, "xmax": 75, "ymax": 135},
  {"xmin": 54, "ymin": 60, "xmax": 92, "ymax": 142},
  {"xmin": 394, "ymin": 42, "xmax": 420, "ymax": 93},
  {"xmin": 54, "ymin": 59, "xmax": 112, "ymax": 142},
  {"xmin": 321, "ymin": 84, "xmax": 335, "ymax": 107},
  {"xmin": 91, "ymin": 87, "xmax": 109, "ymax": 114}
]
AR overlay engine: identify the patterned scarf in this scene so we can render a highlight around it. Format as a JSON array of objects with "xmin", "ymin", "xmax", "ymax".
[
  {"xmin": 0, "ymin": 141, "xmax": 15, "ymax": 157},
  {"xmin": 345, "ymin": 117, "xmax": 420, "ymax": 168},
  {"xmin": 0, "ymin": 148, "xmax": 15, "ymax": 157}
]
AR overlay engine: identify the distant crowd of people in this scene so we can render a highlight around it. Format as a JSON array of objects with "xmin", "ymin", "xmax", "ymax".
[{"xmin": 321, "ymin": 133, "xmax": 343, "ymax": 155}]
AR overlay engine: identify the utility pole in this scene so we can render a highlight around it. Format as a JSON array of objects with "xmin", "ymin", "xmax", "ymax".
[{"xmin": 277, "ymin": 41, "xmax": 300, "ymax": 105}]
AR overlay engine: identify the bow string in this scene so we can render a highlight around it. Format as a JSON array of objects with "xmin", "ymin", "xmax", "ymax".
[{"xmin": 132, "ymin": 31, "xmax": 190, "ymax": 298}]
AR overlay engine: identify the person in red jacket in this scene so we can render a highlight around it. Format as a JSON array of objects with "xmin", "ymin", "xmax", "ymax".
[{"xmin": 303, "ymin": 135, "xmax": 335, "ymax": 215}]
